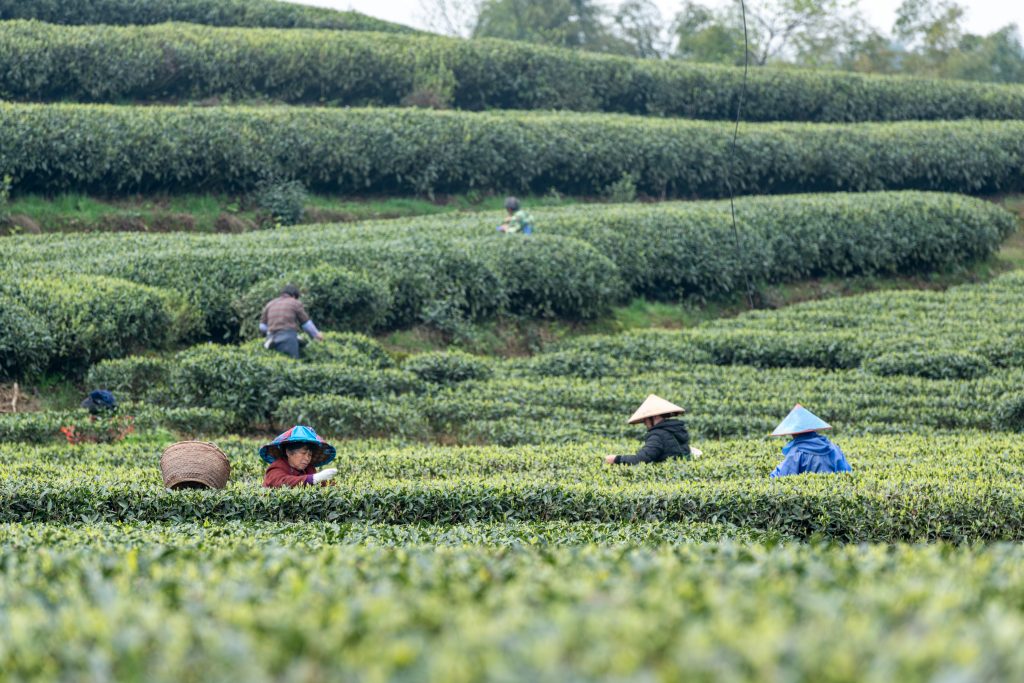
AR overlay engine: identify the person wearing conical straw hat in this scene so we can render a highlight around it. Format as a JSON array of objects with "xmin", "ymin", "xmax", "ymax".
[
  {"xmin": 769, "ymin": 404, "xmax": 852, "ymax": 478},
  {"xmin": 605, "ymin": 394, "xmax": 701, "ymax": 465},
  {"xmin": 260, "ymin": 425, "xmax": 339, "ymax": 488}
]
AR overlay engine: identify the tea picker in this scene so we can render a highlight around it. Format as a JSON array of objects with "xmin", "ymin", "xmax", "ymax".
[
  {"xmin": 605, "ymin": 394, "xmax": 702, "ymax": 465},
  {"xmin": 259, "ymin": 284, "xmax": 324, "ymax": 359},
  {"xmin": 260, "ymin": 425, "xmax": 338, "ymax": 488},
  {"xmin": 768, "ymin": 404, "xmax": 852, "ymax": 478},
  {"xmin": 496, "ymin": 197, "xmax": 534, "ymax": 235}
]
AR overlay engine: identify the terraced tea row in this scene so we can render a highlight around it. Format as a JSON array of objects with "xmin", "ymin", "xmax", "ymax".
[
  {"xmin": 3, "ymin": 435, "xmax": 1024, "ymax": 541},
  {"xmin": 3, "ymin": 19, "xmax": 1023, "ymax": 122},
  {"xmin": 3, "ymin": 104, "xmax": 1023, "ymax": 197},
  {"xmin": 4, "ymin": 536, "xmax": 1024, "ymax": 682},
  {"xmin": 0, "ymin": 0, "xmax": 411, "ymax": 32},
  {"xmin": 4, "ymin": 192, "xmax": 1008, "ymax": 377}
]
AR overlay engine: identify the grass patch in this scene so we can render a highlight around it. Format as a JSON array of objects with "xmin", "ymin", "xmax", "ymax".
[{"xmin": 5, "ymin": 190, "xmax": 585, "ymax": 235}]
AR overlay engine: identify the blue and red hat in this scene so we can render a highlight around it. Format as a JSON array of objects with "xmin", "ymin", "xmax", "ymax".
[
  {"xmin": 259, "ymin": 425, "xmax": 336, "ymax": 466},
  {"xmin": 771, "ymin": 404, "xmax": 832, "ymax": 437}
]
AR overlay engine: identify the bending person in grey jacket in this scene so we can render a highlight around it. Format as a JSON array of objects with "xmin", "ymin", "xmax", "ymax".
[{"xmin": 606, "ymin": 394, "xmax": 699, "ymax": 465}]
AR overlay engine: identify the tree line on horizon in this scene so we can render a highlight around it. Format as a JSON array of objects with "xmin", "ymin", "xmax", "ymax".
[{"xmin": 418, "ymin": 0, "xmax": 1024, "ymax": 84}]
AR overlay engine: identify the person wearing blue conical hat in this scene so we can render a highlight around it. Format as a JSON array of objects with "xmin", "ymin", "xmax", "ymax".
[
  {"xmin": 260, "ymin": 425, "xmax": 338, "ymax": 488},
  {"xmin": 769, "ymin": 404, "xmax": 852, "ymax": 478}
]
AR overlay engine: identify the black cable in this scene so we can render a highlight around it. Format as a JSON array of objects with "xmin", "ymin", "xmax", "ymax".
[{"xmin": 726, "ymin": 0, "xmax": 755, "ymax": 310}]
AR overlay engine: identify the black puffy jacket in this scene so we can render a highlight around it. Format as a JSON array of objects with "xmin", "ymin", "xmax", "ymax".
[{"xmin": 614, "ymin": 419, "xmax": 690, "ymax": 465}]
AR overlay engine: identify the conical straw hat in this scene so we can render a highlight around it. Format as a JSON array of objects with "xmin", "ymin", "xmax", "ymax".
[
  {"xmin": 770, "ymin": 404, "xmax": 831, "ymax": 436},
  {"xmin": 627, "ymin": 394, "xmax": 686, "ymax": 424}
]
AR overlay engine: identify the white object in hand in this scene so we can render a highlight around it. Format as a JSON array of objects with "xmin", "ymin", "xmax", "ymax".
[
  {"xmin": 690, "ymin": 446, "xmax": 703, "ymax": 458},
  {"xmin": 312, "ymin": 468, "xmax": 338, "ymax": 483}
]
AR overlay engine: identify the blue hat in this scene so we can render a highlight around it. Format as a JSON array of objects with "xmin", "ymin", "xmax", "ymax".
[
  {"xmin": 259, "ymin": 425, "xmax": 336, "ymax": 466},
  {"xmin": 771, "ymin": 404, "xmax": 831, "ymax": 437}
]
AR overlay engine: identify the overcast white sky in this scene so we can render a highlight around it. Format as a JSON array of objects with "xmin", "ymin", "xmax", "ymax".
[{"xmin": 284, "ymin": 0, "xmax": 1024, "ymax": 37}]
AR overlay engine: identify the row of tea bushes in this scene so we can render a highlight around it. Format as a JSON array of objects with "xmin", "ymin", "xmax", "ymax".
[
  {"xmin": 1, "ymin": 193, "xmax": 1011, "ymax": 358},
  {"xmin": 5, "ymin": 434, "xmax": 1024, "ymax": 542},
  {"xmin": 3, "ymin": 20, "xmax": 1024, "ymax": 122},
  {"xmin": 0, "ymin": 0, "xmax": 411, "ymax": 32},
  {"xmin": 3, "ymin": 103, "xmax": 1024, "ymax": 196},
  {"xmin": 6, "ymin": 539, "xmax": 1024, "ymax": 680},
  {"xmin": 0, "ymin": 273, "xmax": 198, "ymax": 379}
]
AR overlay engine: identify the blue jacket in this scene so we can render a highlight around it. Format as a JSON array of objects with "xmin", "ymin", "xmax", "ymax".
[{"xmin": 770, "ymin": 433, "xmax": 851, "ymax": 478}]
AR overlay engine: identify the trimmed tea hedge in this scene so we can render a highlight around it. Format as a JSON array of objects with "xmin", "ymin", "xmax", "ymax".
[
  {"xmin": 0, "ymin": 274, "xmax": 199, "ymax": 376},
  {"xmin": 2, "ymin": 20, "xmax": 1024, "ymax": 122},
  {"xmin": 0, "ymin": 0, "xmax": 412, "ymax": 33},
  {"xmin": 2, "ymin": 103, "xmax": 1024, "ymax": 197},
  {"xmin": 8, "ymin": 539, "xmax": 1024, "ymax": 680},
  {"xmin": 0, "ymin": 193, "xmax": 1012, "ymax": 358},
  {"xmin": 4, "ymin": 434, "xmax": 1024, "ymax": 543}
]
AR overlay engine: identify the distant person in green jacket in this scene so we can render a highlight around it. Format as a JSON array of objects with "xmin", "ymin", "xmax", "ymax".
[
  {"xmin": 497, "ymin": 196, "xmax": 534, "ymax": 235},
  {"xmin": 605, "ymin": 394, "xmax": 702, "ymax": 465}
]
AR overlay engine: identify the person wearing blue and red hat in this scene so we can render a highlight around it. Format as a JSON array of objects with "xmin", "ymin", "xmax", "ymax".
[
  {"xmin": 260, "ymin": 425, "xmax": 338, "ymax": 488},
  {"xmin": 769, "ymin": 404, "xmax": 852, "ymax": 478}
]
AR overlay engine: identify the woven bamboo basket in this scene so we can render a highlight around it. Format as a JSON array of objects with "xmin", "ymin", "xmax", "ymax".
[{"xmin": 160, "ymin": 441, "xmax": 231, "ymax": 490}]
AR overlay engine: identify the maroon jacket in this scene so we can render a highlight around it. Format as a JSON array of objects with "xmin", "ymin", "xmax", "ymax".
[{"xmin": 262, "ymin": 459, "xmax": 333, "ymax": 488}]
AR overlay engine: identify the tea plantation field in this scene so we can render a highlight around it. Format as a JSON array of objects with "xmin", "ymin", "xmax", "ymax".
[{"xmin": 4, "ymin": 0, "xmax": 1024, "ymax": 680}]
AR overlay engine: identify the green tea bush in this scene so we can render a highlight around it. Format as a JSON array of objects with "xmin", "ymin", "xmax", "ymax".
[
  {"xmin": 274, "ymin": 395, "xmax": 428, "ymax": 438},
  {"xmin": 403, "ymin": 350, "xmax": 494, "ymax": 385},
  {"xmin": 3, "ymin": 21, "xmax": 1023, "ymax": 122},
  {"xmin": 863, "ymin": 351, "xmax": 993, "ymax": 380},
  {"xmin": 514, "ymin": 350, "xmax": 617, "ymax": 379},
  {"xmin": 0, "ymin": 0, "xmax": 411, "ymax": 32},
  {"xmin": 233, "ymin": 265, "xmax": 392, "ymax": 336},
  {"xmin": 253, "ymin": 178, "xmax": 307, "ymax": 226},
  {"xmin": 0, "ymin": 295, "xmax": 53, "ymax": 380},
  {"xmin": 993, "ymin": 392, "xmax": 1024, "ymax": 431},
  {"xmin": 0, "ymin": 193, "xmax": 1012, "ymax": 379},
  {"xmin": 694, "ymin": 330, "xmax": 867, "ymax": 369},
  {"xmin": 485, "ymin": 236, "xmax": 623, "ymax": 319},
  {"xmin": 85, "ymin": 356, "xmax": 171, "ymax": 401},
  {"xmin": 2, "ymin": 274, "xmax": 198, "ymax": 376},
  {"xmin": 3, "ymin": 104, "xmax": 1023, "ymax": 198},
  {"xmin": 169, "ymin": 344, "xmax": 423, "ymax": 423}
]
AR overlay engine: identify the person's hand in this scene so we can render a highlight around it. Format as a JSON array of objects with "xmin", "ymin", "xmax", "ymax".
[
  {"xmin": 314, "ymin": 332, "xmax": 325, "ymax": 342},
  {"xmin": 312, "ymin": 468, "xmax": 338, "ymax": 483},
  {"xmin": 604, "ymin": 455, "xmax": 618, "ymax": 465},
  {"xmin": 690, "ymin": 446, "xmax": 703, "ymax": 458}
]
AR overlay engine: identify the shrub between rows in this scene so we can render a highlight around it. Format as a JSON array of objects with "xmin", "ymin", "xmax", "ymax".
[
  {"xmin": 3, "ymin": 104, "xmax": 1023, "ymax": 197},
  {"xmin": 0, "ymin": 0, "xmax": 410, "ymax": 32},
  {"xmin": 2, "ymin": 20, "xmax": 1023, "ymax": 122}
]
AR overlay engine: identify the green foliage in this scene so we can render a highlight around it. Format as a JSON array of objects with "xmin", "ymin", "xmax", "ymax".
[
  {"xmin": 3, "ymin": 103, "xmax": 1024, "ymax": 198},
  {"xmin": 4, "ymin": 434, "xmax": 1024, "ymax": 542},
  {"xmin": 275, "ymin": 395, "xmax": 428, "ymax": 439},
  {"xmin": 1, "ymin": 20, "xmax": 1023, "ymax": 120},
  {"xmin": 993, "ymin": 392, "xmax": 1024, "ymax": 431},
  {"xmin": 403, "ymin": 350, "xmax": 494, "ymax": 385},
  {"xmin": 168, "ymin": 344, "xmax": 420, "ymax": 423},
  {"xmin": 863, "ymin": 350, "xmax": 993, "ymax": 380},
  {"xmin": 8, "ymin": 536, "xmax": 1024, "ymax": 680},
  {"xmin": 233, "ymin": 266, "xmax": 392, "ymax": 336},
  {"xmin": 0, "ymin": 274, "xmax": 198, "ymax": 376},
  {"xmin": 602, "ymin": 171, "xmax": 638, "ymax": 203},
  {"xmin": 0, "ymin": 173, "xmax": 10, "ymax": 224},
  {"xmin": 252, "ymin": 178, "xmax": 307, "ymax": 226},
  {"xmin": 0, "ymin": 295, "xmax": 53, "ymax": 380},
  {"xmin": 0, "ymin": 0, "xmax": 412, "ymax": 32},
  {"xmin": 0, "ymin": 194, "xmax": 1015, "ymax": 379},
  {"xmin": 85, "ymin": 356, "xmax": 171, "ymax": 401},
  {"xmin": 485, "ymin": 235, "xmax": 623, "ymax": 319},
  {"xmin": 0, "ymin": 403, "xmax": 237, "ymax": 443}
]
